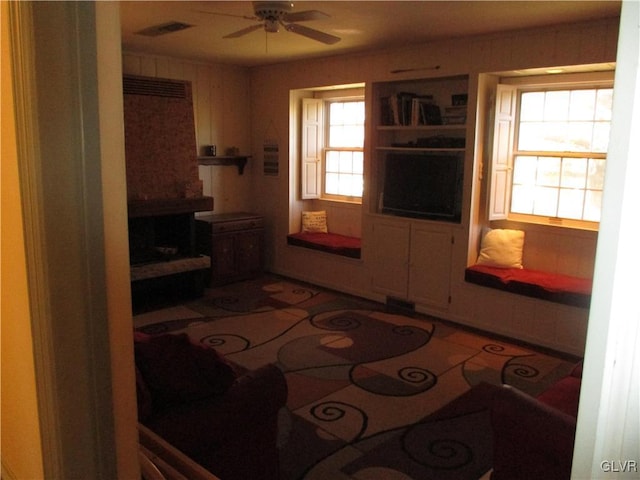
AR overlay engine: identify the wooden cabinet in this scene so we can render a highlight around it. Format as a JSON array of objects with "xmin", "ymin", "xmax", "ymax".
[
  {"xmin": 370, "ymin": 217, "xmax": 453, "ymax": 311},
  {"xmin": 368, "ymin": 75, "xmax": 467, "ymax": 312},
  {"xmin": 197, "ymin": 213, "xmax": 264, "ymax": 286}
]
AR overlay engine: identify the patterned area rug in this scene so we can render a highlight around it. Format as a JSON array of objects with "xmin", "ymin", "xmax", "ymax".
[{"xmin": 134, "ymin": 276, "xmax": 578, "ymax": 480}]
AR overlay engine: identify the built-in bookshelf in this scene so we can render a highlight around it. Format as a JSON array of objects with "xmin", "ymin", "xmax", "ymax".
[{"xmin": 372, "ymin": 75, "xmax": 469, "ymax": 223}]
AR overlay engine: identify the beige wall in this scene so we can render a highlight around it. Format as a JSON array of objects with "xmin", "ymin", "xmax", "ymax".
[
  {"xmin": 1, "ymin": 2, "xmax": 45, "ymax": 477},
  {"xmin": 247, "ymin": 18, "xmax": 619, "ymax": 355}
]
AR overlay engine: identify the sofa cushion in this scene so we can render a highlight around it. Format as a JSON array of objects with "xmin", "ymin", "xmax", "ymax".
[
  {"xmin": 134, "ymin": 332, "xmax": 237, "ymax": 411},
  {"xmin": 536, "ymin": 374, "xmax": 582, "ymax": 418},
  {"xmin": 491, "ymin": 384, "xmax": 576, "ymax": 480},
  {"xmin": 287, "ymin": 231, "xmax": 362, "ymax": 258},
  {"xmin": 465, "ymin": 263, "xmax": 592, "ymax": 307}
]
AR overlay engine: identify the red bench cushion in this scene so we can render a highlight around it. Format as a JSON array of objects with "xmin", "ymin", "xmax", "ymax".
[
  {"xmin": 287, "ymin": 232, "xmax": 361, "ymax": 259},
  {"xmin": 465, "ymin": 264, "xmax": 592, "ymax": 308}
]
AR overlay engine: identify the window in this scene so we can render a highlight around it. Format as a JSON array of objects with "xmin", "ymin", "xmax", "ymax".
[
  {"xmin": 489, "ymin": 73, "xmax": 614, "ymax": 228},
  {"xmin": 324, "ymin": 100, "xmax": 364, "ymax": 199},
  {"xmin": 301, "ymin": 88, "xmax": 365, "ymax": 203}
]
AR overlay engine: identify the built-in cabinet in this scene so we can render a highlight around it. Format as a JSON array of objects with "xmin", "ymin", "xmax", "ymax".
[
  {"xmin": 370, "ymin": 217, "xmax": 453, "ymax": 310},
  {"xmin": 369, "ymin": 75, "xmax": 468, "ymax": 311}
]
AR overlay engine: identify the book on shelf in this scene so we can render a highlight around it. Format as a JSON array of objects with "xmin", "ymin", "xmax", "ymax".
[
  {"xmin": 381, "ymin": 93, "xmax": 441, "ymax": 126},
  {"xmin": 442, "ymin": 105, "xmax": 467, "ymax": 125}
]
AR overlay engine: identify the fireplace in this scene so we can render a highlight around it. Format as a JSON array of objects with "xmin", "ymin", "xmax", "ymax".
[{"xmin": 123, "ymin": 75, "xmax": 213, "ymax": 309}]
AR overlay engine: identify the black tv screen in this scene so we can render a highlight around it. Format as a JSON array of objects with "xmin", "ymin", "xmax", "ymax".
[{"xmin": 382, "ymin": 153, "xmax": 463, "ymax": 222}]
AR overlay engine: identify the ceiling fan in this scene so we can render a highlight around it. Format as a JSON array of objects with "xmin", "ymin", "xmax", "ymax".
[{"xmin": 197, "ymin": 1, "xmax": 341, "ymax": 45}]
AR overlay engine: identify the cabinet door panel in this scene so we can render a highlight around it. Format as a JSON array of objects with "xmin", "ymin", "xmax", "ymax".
[
  {"xmin": 408, "ymin": 227, "xmax": 452, "ymax": 309},
  {"xmin": 370, "ymin": 221, "xmax": 410, "ymax": 297},
  {"xmin": 211, "ymin": 235, "xmax": 236, "ymax": 279},
  {"xmin": 235, "ymin": 230, "xmax": 263, "ymax": 275}
]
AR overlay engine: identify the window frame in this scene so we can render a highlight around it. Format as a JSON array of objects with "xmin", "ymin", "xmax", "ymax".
[
  {"xmin": 322, "ymin": 97, "xmax": 365, "ymax": 203},
  {"xmin": 490, "ymin": 71, "xmax": 614, "ymax": 230},
  {"xmin": 300, "ymin": 87, "xmax": 365, "ymax": 204}
]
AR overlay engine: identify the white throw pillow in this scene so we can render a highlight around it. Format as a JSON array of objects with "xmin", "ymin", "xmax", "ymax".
[
  {"xmin": 477, "ymin": 228, "xmax": 525, "ymax": 268},
  {"xmin": 301, "ymin": 211, "xmax": 328, "ymax": 233}
]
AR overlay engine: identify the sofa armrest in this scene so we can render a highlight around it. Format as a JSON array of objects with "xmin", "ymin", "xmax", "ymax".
[
  {"xmin": 491, "ymin": 385, "xmax": 576, "ymax": 480},
  {"xmin": 144, "ymin": 364, "xmax": 287, "ymax": 457}
]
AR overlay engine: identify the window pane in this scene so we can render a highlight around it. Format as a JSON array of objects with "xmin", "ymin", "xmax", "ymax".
[
  {"xmin": 592, "ymin": 123, "xmax": 610, "ymax": 153},
  {"xmin": 511, "ymin": 184, "xmax": 535, "ymax": 214},
  {"xmin": 587, "ymin": 158, "xmax": 606, "ymax": 190},
  {"xmin": 558, "ymin": 188, "xmax": 585, "ymax": 219},
  {"xmin": 520, "ymin": 92, "xmax": 544, "ymax": 121},
  {"xmin": 544, "ymin": 91, "xmax": 570, "ymax": 121},
  {"xmin": 513, "ymin": 156, "xmax": 537, "ymax": 185},
  {"xmin": 542, "ymin": 122, "xmax": 570, "ymax": 150},
  {"xmin": 532, "ymin": 186, "xmax": 558, "ymax": 216},
  {"xmin": 536, "ymin": 157, "xmax": 561, "ymax": 187},
  {"xmin": 338, "ymin": 151, "xmax": 353, "ymax": 173},
  {"xmin": 517, "ymin": 88, "xmax": 613, "ymax": 154},
  {"xmin": 517, "ymin": 122, "xmax": 544, "ymax": 150},
  {"xmin": 324, "ymin": 149, "xmax": 363, "ymax": 198},
  {"xmin": 566, "ymin": 122, "xmax": 595, "ymax": 151},
  {"xmin": 584, "ymin": 190, "xmax": 602, "ymax": 222},
  {"xmin": 560, "ymin": 158, "xmax": 587, "ymax": 188},
  {"xmin": 328, "ymin": 100, "xmax": 364, "ymax": 148},
  {"xmin": 353, "ymin": 151, "xmax": 364, "ymax": 174},
  {"xmin": 595, "ymin": 89, "xmax": 613, "ymax": 121},
  {"xmin": 569, "ymin": 90, "xmax": 596, "ymax": 121},
  {"xmin": 325, "ymin": 172, "xmax": 339, "ymax": 195},
  {"xmin": 338, "ymin": 174, "xmax": 351, "ymax": 195},
  {"xmin": 326, "ymin": 151, "xmax": 340, "ymax": 172}
]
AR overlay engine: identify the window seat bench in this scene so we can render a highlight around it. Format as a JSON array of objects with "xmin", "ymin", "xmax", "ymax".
[
  {"xmin": 287, "ymin": 232, "xmax": 361, "ymax": 259},
  {"xmin": 464, "ymin": 264, "xmax": 592, "ymax": 308}
]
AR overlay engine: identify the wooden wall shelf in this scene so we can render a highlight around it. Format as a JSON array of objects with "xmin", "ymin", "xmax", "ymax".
[
  {"xmin": 128, "ymin": 196, "xmax": 214, "ymax": 218},
  {"xmin": 198, "ymin": 156, "xmax": 250, "ymax": 175}
]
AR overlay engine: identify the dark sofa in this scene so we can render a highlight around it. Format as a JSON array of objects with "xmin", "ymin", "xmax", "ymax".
[
  {"xmin": 490, "ymin": 363, "xmax": 582, "ymax": 480},
  {"xmin": 134, "ymin": 332, "xmax": 288, "ymax": 480}
]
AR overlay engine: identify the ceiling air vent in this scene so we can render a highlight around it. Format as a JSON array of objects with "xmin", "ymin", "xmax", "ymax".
[
  {"xmin": 123, "ymin": 76, "xmax": 187, "ymax": 99},
  {"xmin": 136, "ymin": 21, "xmax": 193, "ymax": 37}
]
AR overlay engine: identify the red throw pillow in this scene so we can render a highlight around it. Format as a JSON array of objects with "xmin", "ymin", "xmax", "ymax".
[{"xmin": 134, "ymin": 332, "xmax": 236, "ymax": 410}]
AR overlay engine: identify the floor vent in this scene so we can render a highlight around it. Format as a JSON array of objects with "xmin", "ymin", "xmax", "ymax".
[{"xmin": 386, "ymin": 297, "xmax": 415, "ymax": 314}]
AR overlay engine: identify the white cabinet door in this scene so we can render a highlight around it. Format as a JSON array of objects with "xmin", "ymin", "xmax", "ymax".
[
  {"xmin": 370, "ymin": 219, "xmax": 410, "ymax": 298},
  {"xmin": 408, "ymin": 227, "xmax": 452, "ymax": 309}
]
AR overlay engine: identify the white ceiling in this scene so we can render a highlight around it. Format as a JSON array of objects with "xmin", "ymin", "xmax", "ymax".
[{"xmin": 120, "ymin": 1, "xmax": 621, "ymax": 67}]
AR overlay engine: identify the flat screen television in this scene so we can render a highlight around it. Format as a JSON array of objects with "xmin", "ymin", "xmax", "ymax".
[{"xmin": 381, "ymin": 152, "xmax": 463, "ymax": 222}]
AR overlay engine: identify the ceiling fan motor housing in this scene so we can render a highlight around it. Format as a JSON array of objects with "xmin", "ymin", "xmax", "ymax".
[{"xmin": 254, "ymin": 1, "xmax": 294, "ymax": 21}]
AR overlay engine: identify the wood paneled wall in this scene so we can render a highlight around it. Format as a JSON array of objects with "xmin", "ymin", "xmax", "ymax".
[{"xmin": 122, "ymin": 53, "xmax": 253, "ymax": 214}]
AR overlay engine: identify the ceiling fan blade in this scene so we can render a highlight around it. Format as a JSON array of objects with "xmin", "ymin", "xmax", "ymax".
[
  {"xmin": 223, "ymin": 23, "xmax": 263, "ymax": 39},
  {"xmin": 283, "ymin": 10, "xmax": 330, "ymax": 23},
  {"xmin": 194, "ymin": 9, "xmax": 257, "ymax": 21},
  {"xmin": 284, "ymin": 23, "xmax": 341, "ymax": 45}
]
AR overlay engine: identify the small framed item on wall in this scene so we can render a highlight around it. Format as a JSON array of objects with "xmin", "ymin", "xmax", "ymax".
[{"xmin": 263, "ymin": 139, "xmax": 279, "ymax": 176}]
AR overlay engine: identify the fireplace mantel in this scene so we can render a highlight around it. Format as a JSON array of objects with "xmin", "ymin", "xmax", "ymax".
[{"xmin": 128, "ymin": 196, "xmax": 213, "ymax": 218}]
